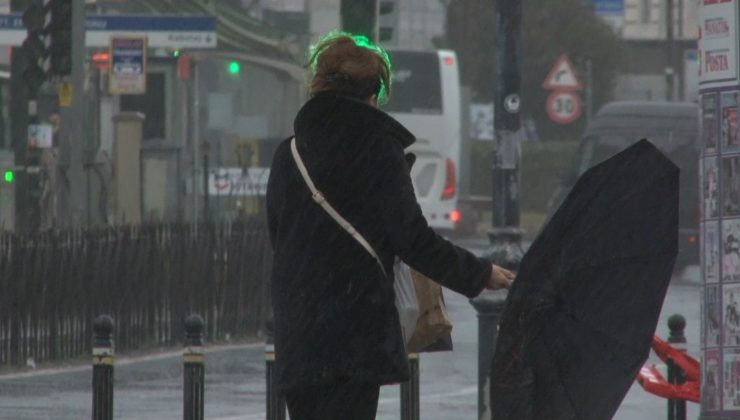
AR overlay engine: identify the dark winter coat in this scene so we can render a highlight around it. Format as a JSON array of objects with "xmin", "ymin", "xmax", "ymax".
[{"xmin": 266, "ymin": 93, "xmax": 491, "ymax": 391}]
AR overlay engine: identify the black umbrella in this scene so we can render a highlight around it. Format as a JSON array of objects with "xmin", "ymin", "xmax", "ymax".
[{"xmin": 490, "ymin": 139, "xmax": 679, "ymax": 420}]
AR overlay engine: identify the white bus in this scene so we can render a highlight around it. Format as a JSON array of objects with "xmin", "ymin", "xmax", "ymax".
[{"xmin": 384, "ymin": 49, "xmax": 462, "ymax": 231}]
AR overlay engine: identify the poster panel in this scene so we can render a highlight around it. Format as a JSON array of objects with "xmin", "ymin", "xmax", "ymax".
[
  {"xmin": 725, "ymin": 219, "xmax": 740, "ymax": 282},
  {"xmin": 704, "ymin": 157, "xmax": 721, "ymax": 219},
  {"xmin": 721, "ymin": 91, "xmax": 740, "ymax": 153},
  {"xmin": 707, "ymin": 221, "xmax": 722, "ymax": 282},
  {"xmin": 705, "ymin": 348, "xmax": 722, "ymax": 410},
  {"xmin": 725, "ymin": 347, "xmax": 740, "ymax": 410},
  {"xmin": 705, "ymin": 93, "xmax": 719, "ymax": 154},
  {"xmin": 723, "ymin": 283, "xmax": 740, "ymax": 345},
  {"xmin": 723, "ymin": 156, "xmax": 740, "ymax": 217},
  {"xmin": 708, "ymin": 285, "xmax": 722, "ymax": 346}
]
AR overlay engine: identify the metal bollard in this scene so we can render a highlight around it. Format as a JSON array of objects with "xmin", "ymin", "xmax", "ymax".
[
  {"xmin": 400, "ymin": 353, "xmax": 420, "ymax": 420},
  {"xmin": 183, "ymin": 314, "xmax": 205, "ymax": 420},
  {"xmin": 470, "ymin": 294, "xmax": 507, "ymax": 420},
  {"xmin": 667, "ymin": 314, "xmax": 687, "ymax": 420},
  {"xmin": 265, "ymin": 317, "xmax": 286, "ymax": 420},
  {"xmin": 92, "ymin": 315, "xmax": 115, "ymax": 420}
]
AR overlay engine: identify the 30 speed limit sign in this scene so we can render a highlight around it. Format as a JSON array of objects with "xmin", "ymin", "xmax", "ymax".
[{"xmin": 546, "ymin": 90, "xmax": 582, "ymax": 124}]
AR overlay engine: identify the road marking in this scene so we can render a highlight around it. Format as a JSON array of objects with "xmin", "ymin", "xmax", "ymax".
[{"xmin": 0, "ymin": 342, "xmax": 263, "ymax": 381}]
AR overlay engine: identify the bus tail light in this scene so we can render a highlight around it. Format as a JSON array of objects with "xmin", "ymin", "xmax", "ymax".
[
  {"xmin": 441, "ymin": 159, "xmax": 456, "ymax": 200},
  {"xmin": 450, "ymin": 209, "xmax": 461, "ymax": 223}
]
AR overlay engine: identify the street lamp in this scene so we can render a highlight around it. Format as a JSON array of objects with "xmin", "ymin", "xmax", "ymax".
[{"xmin": 470, "ymin": 1, "xmax": 525, "ymax": 417}]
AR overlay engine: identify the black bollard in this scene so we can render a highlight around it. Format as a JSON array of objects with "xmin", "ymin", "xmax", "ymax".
[
  {"xmin": 400, "ymin": 353, "xmax": 420, "ymax": 420},
  {"xmin": 667, "ymin": 314, "xmax": 687, "ymax": 420},
  {"xmin": 92, "ymin": 315, "xmax": 115, "ymax": 420},
  {"xmin": 183, "ymin": 314, "xmax": 205, "ymax": 420},
  {"xmin": 265, "ymin": 317, "xmax": 286, "ymax": 420},
  {"xmin": 470, "ymin": 294, "xmax": 507, "ymax": 420}
]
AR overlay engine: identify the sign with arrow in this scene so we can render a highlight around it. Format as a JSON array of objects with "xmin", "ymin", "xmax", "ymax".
[{"xmin": 542, "ymin": 54, "xmax": 583, "ymax": 91}]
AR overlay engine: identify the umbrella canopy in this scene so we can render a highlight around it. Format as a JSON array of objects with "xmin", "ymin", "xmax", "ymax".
[{"xmin": 490, "ymin": 139, "xmax": 679, "ymax": 420}]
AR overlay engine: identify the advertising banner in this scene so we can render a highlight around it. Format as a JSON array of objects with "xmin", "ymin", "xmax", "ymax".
[
  {"xmin": 698, "ymin": 0, "xmax": 739, "ymax": 88},
  {"xmin": 109, "ymin": 36, "xmax": 147, "ymax": 95},
  {"xmin": 700, "ymin": 2, "xmax": 740, "ymax": 416}
]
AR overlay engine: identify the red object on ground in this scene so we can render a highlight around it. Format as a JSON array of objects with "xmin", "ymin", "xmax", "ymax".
[
  {"xmin": 635, "ymin": 335, "xmax": 700, "ymax": 403},
  {"xmin": 650, "ymin": 336, "xmax": 700, "ymax": 382},
  {"xmin": 636, "ymin": 365, "xmax": 700, "ymax": 403}
]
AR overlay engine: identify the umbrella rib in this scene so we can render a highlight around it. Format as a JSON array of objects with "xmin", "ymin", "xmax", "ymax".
[{"xmin": 538, "ymin": 328, "xmax": 582, "ymax": 420}]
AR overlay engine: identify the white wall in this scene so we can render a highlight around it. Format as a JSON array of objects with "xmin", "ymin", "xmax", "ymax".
[{"xmin": 622, "ymin": 0, "xmax": 698, "ymax": 40}]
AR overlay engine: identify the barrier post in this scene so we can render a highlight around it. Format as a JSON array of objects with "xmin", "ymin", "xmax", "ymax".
[
  {"xmin": 470, "ymin": 294, "xmax": 507, "ymax": 420},
  {"xmin": 183, "ymin": 314, "xmax": 205, "ymax": 420},
  {"xmin": 400, "ymin": 353, "xmax": 420, "ymax": 420},
  {"xmin": 265, "ymin": 317, "xmax": 286, "ymax": 420},
  {"xmin": 667, "ymin": 314, "xmax": 687, "ymax": 420},
  {"xmin": 92, "ymin": 315, "xmax": 115, "ymax": 420}
]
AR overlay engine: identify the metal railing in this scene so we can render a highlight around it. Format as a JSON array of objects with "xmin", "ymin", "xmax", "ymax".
[{"xmin": 0, "ymin": 220, "xmax": 272, "ymax": 368}]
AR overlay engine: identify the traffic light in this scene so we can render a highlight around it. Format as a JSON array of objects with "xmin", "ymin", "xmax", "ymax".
[
  {"xmin": 3, "ymin": 170, "xmax": 14, "ymax": 184},
  {"xmin": 228, "ymin": 60, "xmax": 241, "ymax": 75},
  {"xmin": 21, "ymin": 3, "xmax": 48, "ymax": 89},
  {"xmin": 377, "ymin": 0, "xmax": 398, "ymax": 44},
  {"xmin": 340, "ymin": 0, "xmax": 375, "ymax": 40},
  {"xmin": 47, "ymin": 0, "xmax": 72, "ymax": 76}
]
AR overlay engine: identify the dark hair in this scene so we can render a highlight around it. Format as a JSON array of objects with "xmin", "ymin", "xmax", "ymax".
[{"xmin": 308, "ymin": 32, "xmax": 391, "ymax": 104}]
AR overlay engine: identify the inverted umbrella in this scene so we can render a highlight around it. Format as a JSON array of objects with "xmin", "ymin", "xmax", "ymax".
[{"xmin": 490, "ymin": 139, "xmax": 679, "ymax": 420}]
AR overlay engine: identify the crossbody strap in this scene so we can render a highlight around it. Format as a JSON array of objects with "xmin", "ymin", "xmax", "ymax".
[{"xmin": 290, "ymin": 137, "xmax": 387, "ymax": 277}]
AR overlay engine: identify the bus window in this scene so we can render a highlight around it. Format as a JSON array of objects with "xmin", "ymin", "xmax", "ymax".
[{"xmin": 384, "ymin": 51, "xmax": 443, "ymax": 115}]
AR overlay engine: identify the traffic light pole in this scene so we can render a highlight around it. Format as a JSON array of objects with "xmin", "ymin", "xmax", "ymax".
[
  {"xmin": 12, "ymin": 0, "xmax": 44, "ymax": 232},
  {"xmin": 9, "ymin": 42, "xmax": 30, "ymax": 231}
]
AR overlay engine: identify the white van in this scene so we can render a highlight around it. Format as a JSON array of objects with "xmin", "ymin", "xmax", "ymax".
[{"xmin": 384, "ymin": 49, "xmax": 462, "ymax": 232}]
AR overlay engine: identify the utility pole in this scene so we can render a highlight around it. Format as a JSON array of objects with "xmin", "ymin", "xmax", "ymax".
[{"xmin": 665, "ymin": 0, "xmax": 675, "ymax": 101}]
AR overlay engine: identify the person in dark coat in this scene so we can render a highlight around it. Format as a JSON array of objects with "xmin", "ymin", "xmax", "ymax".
[{"xmin": 266, "ymin": 32, "xmax": 514, "ymax": 420}]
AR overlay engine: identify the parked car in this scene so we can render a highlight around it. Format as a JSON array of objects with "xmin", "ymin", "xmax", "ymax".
[{"xmin": 548, "ymin": 101, "xmax": 700, "ymax": 270}]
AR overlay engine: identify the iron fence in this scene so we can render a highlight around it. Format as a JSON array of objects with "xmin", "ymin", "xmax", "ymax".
[{"xmin": 0, "ymin": 220, "xmax": 272, "ymax": 368}]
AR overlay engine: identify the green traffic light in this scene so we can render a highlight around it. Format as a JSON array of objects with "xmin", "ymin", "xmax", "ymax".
[
  {"xmin": 228, "ymin": 61, "xmax": 241, "ymax": 75},
  {"xmin": 3, "ymin": 170, "xmax": 14, "ymax": 183},
  {"xmin": 173, "ymin": 50, "xmax": 181, "ymax": 57}
]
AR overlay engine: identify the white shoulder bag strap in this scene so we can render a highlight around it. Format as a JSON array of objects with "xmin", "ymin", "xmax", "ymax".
[{"xmin": 290, "ymin": 137, "xmax": 387, "ymax": 277}]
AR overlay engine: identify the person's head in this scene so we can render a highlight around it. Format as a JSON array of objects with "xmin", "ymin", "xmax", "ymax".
[{"xmin": 308, "ymin": 31, "xmax": 392, "ymax": 106}]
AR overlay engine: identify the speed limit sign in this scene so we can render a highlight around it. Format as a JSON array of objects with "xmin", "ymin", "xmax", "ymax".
[{"xmin": 546, "ymin": 90, "xmax": 582, "ymax": 124}]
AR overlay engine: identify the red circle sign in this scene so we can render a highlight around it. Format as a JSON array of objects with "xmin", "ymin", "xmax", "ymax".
[{"xmin": 546, "ymin": 90, "xmax": 582, "ymax": 124}]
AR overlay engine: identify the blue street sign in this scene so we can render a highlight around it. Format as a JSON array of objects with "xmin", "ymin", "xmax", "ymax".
[
  {"xmin": 0, "ymin": 14, "xmax": 217, "ymax": 48},
  {"xmin": 593, "ymin": 0, "xmax": 624, "ymax": 15}
]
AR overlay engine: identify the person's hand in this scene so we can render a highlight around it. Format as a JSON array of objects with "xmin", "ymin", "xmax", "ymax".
[{"xmin": 486, "ymin": 264, "xmax": 515, "ymax": 290}]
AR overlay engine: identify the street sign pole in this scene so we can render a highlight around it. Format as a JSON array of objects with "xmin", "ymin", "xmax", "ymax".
[
  {"xmin": 473, "ymin": 6, "xmax": 524, "ymax": 418},
  {"xmin": 488, "ymin": 0, "xmax": 524, "ymax": 252}
]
